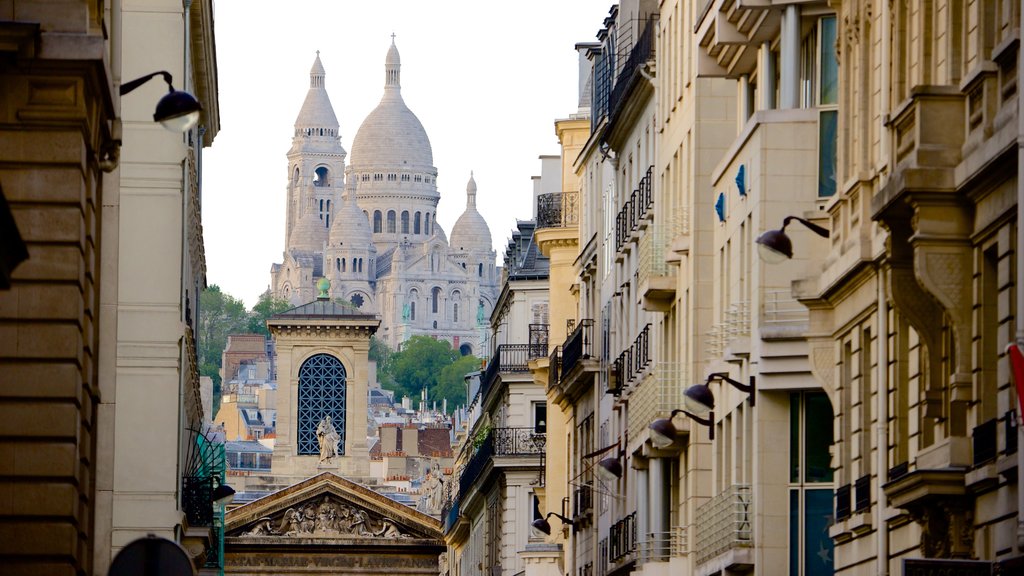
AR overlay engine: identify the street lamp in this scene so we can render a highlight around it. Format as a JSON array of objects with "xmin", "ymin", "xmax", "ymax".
[
  {"xmin": 120, "ymin": 70, "xmax": 203, "ymax": 132},
  {"xmin": 649, "ymin": 374, "xmax": 756, "ymax": 446},
  {"xmin": 531, "ymin": 511, "xmax": 575, "ymax": 535},
  {"xmin": 212, "ymin": 482, "xmax": 236, "ymax": 508},
  {"xmin": 756, "ymin": 215, "xmax": 830, "ymax": 263}
]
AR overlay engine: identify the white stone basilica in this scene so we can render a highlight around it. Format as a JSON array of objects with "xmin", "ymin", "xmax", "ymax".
[{"xmin": 271, "ymin": 42, "xmax": 499, "ymax": 355}]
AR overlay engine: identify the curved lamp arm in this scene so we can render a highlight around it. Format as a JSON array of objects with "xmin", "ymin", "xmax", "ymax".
[
  {"xmin": 120, "ymin": 71, "xmax": 174, "ymax": 96},
  {"xmin": 708, "ymin": 372, "xmax": 756, "ymax": 406},
  {"xmin": 780, "ymin": 215, "xmax": 830, "ymax": 238},
  {"xmin": 669, "ymin": 408, "xmax": 715, "ymax": 440}
]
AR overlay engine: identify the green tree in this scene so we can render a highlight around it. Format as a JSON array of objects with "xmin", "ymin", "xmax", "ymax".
[
  {"xmin": 389, "ymin": 336, "xmax": 458, "ymax": 401},
  {"xmin": 197, "ymin": 285, "xmax": 247, "ymax": 413},
  {"xmin": 369, "ymin": 336, "xmax": 396, "ymax": 389},
  {"xmin": 246, "ymin": 290, "xmax": 292, "ymax": 335},
  {"xmin": 434, "ymin": 354, "xmax": 480, "ymax": 410}
]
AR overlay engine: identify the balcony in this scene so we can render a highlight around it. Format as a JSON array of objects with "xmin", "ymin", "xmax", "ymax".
[
  {"xmin": 614, "ymin": 166, "xmax": 654, "ymax": 253},
  {"xmin": 607, "ymin": 16, "xmax": 656, "ymax": 130},
  {"xmin": 529, "ymin": 324, "xmax": 549, "ymax": 359},
  {"xmin": 547, "ymin": 345, "xmax": 561, "ymax": 390},
  {"xmin": 637, "ymin": 525, "xmax": 688, "ymax": 564},
  {"xmin": 608, "ymin": 511, "xmax": 637, "ymax": 565},
  {"xmin": 639, "ymin": 214, "xmax": 680, "ymax": 312},
  {"xmin": 572, "ymin": 483, "xmax": 593, "ymax": 524},
  {"xmin": 695, "ymin": 484, "xmax": 753, "ymax": 567},
  {"xmin": 458, "ymin": 427, "xmax": 546, "ymax": 499},
  {"xmin": 627, "ymin": 362, "xmax": 688, "ymax": 443},
  {"xmin": 480, "ymin": 344, "xmax": 532, "ymax": 404},
  {"xmin": 557, "ymin": 320, "xmax": 598, "ymax": 401},
  {"xmin": 537, "ymin": 191, "xmax": 580, "ymax": 230}
]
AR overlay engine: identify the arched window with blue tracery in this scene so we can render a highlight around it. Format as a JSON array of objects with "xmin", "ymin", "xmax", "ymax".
[{"xmin": 297, "ymin": 353, "xmax": 347, "ymax": 455}]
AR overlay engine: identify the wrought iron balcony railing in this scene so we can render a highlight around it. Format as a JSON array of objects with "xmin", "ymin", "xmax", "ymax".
[
  {"xmin": 529, "ymin": 323, "xmax": 549, "ymax": 359},
  {"xmin": 615, "ymin": 166, "xmax": 654, "ymax": 251},
  {"xmin": 458, "ymin": 427, "xmax": 546, "ymax": 498},
  {"xmin": 609, "ymin": 511, "xmax": 638, "ymax": 564},
  {"xmin": 182, "ymin": 475, "xmax": 214, "ymax": 527},
  {"xmin": 561, "ymin": 319, "xmax": 595, "ymax": 376},
  {"xmin": 493, "ymin": 426, "xmax": 546, "ymax": 456},
  {"xmin": 608, "ymin": 16, "xmax": 656, "ymax": 124},
  {"xmin": 480, "ymin": 344, "xmax": 533, "ymax": 401},
  {"xmin": 537, "ymin": 191, "xmax": 580, "ymax": 229},
  {"xmin": 548, "ymin": 345, "xmax": 562, "ymax": 389},
  {"xmin": 695, "ymin": 484, "xmax": 752, "ymax": 565}
]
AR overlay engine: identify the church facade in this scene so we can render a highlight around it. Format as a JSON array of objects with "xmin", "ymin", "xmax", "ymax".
[{"xmin": 271, "ymin": 42, "xmax": 499, "ymax": 355}]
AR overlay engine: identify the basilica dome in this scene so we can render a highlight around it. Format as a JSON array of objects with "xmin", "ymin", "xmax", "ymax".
[
  {"xmin": 330, "ymin": 183, "xmax": 374, "ymax": 247},
  {"xmin": 450, "ymin": 173, "xmax": 492, "ymax": 253},
  {"xmin": 348, "ymin": 41, "xmax": 433, "ymax": 169}
]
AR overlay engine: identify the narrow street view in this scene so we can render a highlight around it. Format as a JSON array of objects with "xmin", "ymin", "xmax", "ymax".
[{"xmin": 2, "ymin": 2, "xmax": 1024, "ymax": 576}]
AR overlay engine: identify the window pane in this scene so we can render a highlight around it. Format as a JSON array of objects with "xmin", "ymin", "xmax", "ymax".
[
  {"xmin": 804, "ymin": 489, "xmax": 835, "ymax": 576},
  {"xmin": 818, "ymin": 110, "xmax": 838, "ymax": 198},
  {"xmin": 790, "ymin": 393, "xmax": 800, "ymax": 483},
  {"xmin": 804, "ymin": 392, "xmax": 834, "ymax": 482},
  {"xmin": 789, "ymin": 490, "xmax": 800, "ymax": 576},
  {"xmin": 819, "ymin": 17, "xmax": 838, "ymax": 105}
]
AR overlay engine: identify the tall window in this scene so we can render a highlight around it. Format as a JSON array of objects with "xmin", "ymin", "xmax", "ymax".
[
  {"xmin": 425, "ymin": 212, "xmax": 431, "ymax": 235},
  {"xmin": 432, "ymin": 287, "xmax": 441, "ymax": 314},
  {"xmin": 297, "ymin": 354, "xmax": 347, "ymax": 455},
  {"xmin": 373, "ymin": 211, "xmax": 382, "ymax": 233},
  {"xmin": 414, "ymin": 212, "xmax": 422, "ymax": 234},
  {"xmin": 789, "ymin": 391, "xmax": 834, "ymax": 576},
  {"xmin": 801, "ymin": 15, "xmax": 838, "ymax": 197},
  {"xmin": 387, "ymin": 210, "xmax": 396, "ymax": 233},
  {"xmin": 401, "ymin": 211, "xmax": 410, "ymax": 233}
]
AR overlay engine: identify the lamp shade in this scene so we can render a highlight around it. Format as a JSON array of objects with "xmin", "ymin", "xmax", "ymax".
[
  {"xmin": 597, "ymin": 455, "xmax": 623, "ymax": 480},
  {"xmin": 532, "ymin": 517, "xmax": 552, "ymax": 535},
  {"xmin": 683, "ymin": 383, "xmax": 715, "ymax": 415},
  {"xmin": 212, "ymin": 483, "xmax": 236, "ymax": 507},
  {"xmin": 154, "ymin": 89, "xmax": 202, "ymax": 132},
  {"xmin": 649, "ymin": 418, "xmax": 677, "ymax": 449},
  {"xmin": 756, "ymin": 228, "xmax": 793, "ymax": 263}
]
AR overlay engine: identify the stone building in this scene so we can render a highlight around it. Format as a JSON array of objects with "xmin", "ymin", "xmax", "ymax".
[
  {"xmin": 490, "ymin": 2, "xmax": 1023, "ymax": 576},
  {"xmin": 270, "ymin": 42, "xmax": 500, "ymax": 355},
  {"xmin": 0, "ymin": 0, "xmax": 221, "ymax": 574}
]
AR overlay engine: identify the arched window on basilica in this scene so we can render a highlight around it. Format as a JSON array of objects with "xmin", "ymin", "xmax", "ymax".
[
  {"xmin": 414, "ymin": 212, "xmax": 422, "ymax": 234},
  {"xmin": 432, "ymin": 287, "xmax": 441, "ymax": 314},
  {"xmin": 313, "ymin": 166, "xmax": 329, "ymax": 187},
  {"xmin": 296, "ymin": 354, "xmax": 347, "ymax": 456},
  {"xmin": 387, "ymin": 210, "xmax": 396, "ymax": 233},
  {"xmin": 401, "ymin": 211, "xmax": 410, "ymax": 234},
  {"xmin": 373, "ymin": 211, "xmax": 382, "ymax": 233}
]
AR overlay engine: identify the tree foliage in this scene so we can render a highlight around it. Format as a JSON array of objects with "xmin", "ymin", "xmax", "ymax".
[
  {"xmin": 247, "ymin": 291, "xmax": 292, "ymax": 335},
  {"xmin": 197, "ymin": 285, "xmax": 247, "ymax": 413},
  {"xmin": 434, "ymin": 354, "xmax": 480, "ymax": 410},
  {"xmin": 388, "ymin": 336, "xmax": 458, "ymax": 399}
]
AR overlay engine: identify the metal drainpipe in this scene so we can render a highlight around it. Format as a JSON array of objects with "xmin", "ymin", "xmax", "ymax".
[{"xmin": 876, "ymin": 273, "xmax": 889, "ymax": 575}]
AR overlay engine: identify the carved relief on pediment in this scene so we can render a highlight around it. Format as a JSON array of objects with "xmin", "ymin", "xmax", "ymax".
[{"xmin": 237, "ymin": 494, "xmax": 414, "ymax": 539}]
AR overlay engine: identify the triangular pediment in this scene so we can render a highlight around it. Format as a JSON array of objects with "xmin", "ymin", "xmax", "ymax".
[{"xmin": 225, "ymin": 472, "xmax": 441, "ymax": 541}]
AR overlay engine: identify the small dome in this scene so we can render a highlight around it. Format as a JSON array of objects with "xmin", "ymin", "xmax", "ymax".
[
  {"xmin": 348, "ymin": 40, "xmax": 433, "ymax": 169},
  {"xmin": 289, "ymin": 203, "xmax": 327, "ymax": 252},
  {"xmin": 295, "ymin": 52, "xmax": 340, "ymax": 131},
  {"xmin": 330, "ymin": 182, "xmax": 375, "ymax": 248},
  {"xmin": 450, "ymin": 172, "xmax": 492, "ymax": 253}
]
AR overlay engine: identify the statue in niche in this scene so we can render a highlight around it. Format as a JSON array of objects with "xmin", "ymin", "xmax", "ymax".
[
  {"xmin": 316, "ymin": 415, "xmax": 341, "ymax": 463},
  {"xmin": 420, "ymin": 461, "xmax": 444, "ymax": 514},
  {"xmin": 402, "ymin": 303, "xmax": 411, "ymax": 321}
]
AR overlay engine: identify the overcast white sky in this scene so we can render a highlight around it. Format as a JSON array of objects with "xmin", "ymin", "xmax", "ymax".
[{"xmin": 201, "ymin": 1, "xmax": 608, "ymax": 306}]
